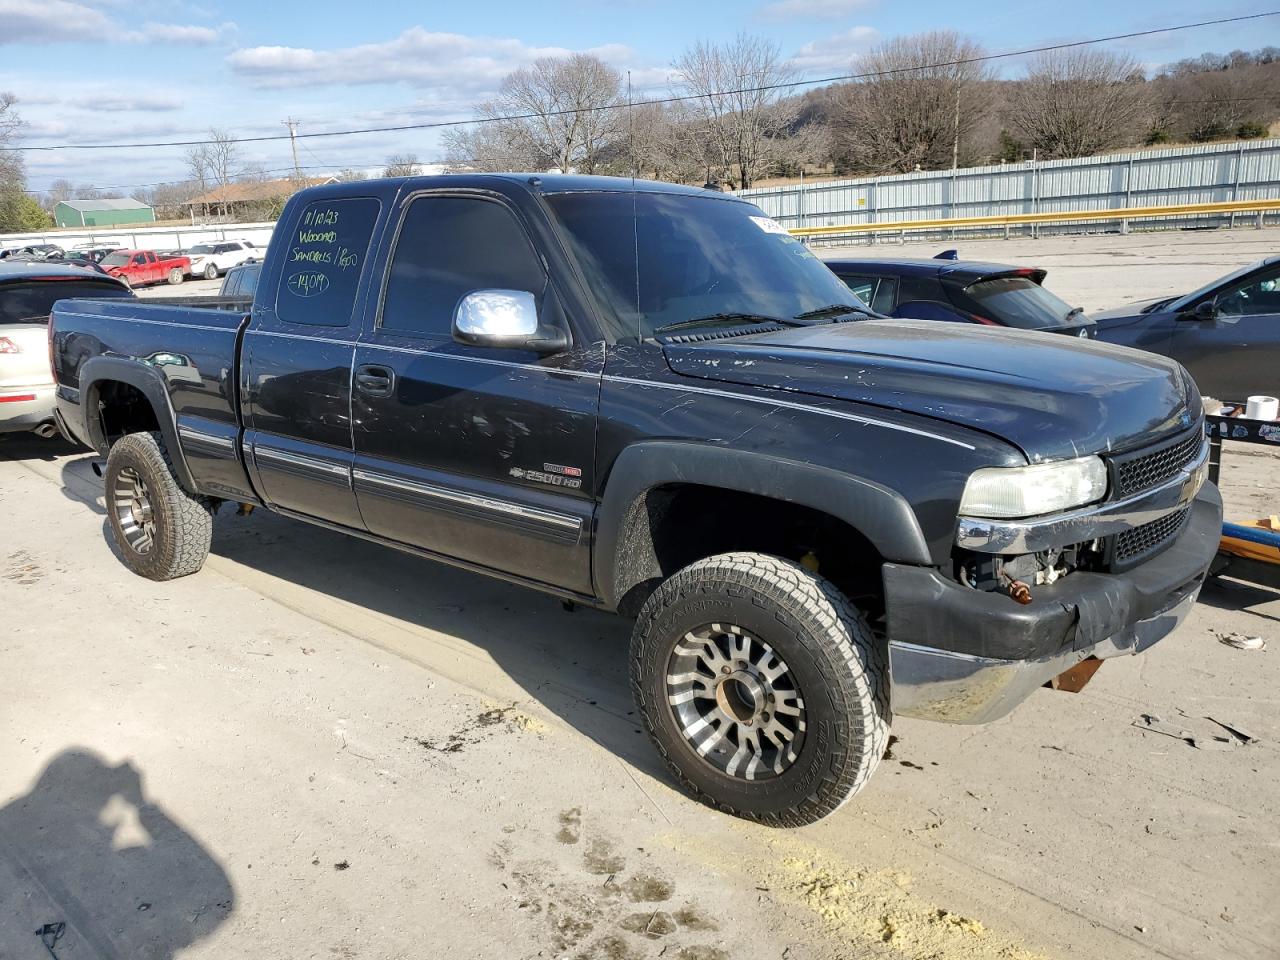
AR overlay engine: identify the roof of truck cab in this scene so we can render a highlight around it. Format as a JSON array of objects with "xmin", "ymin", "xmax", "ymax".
[{"xmin": 363, "ymin": 172, "xmax": 745, "ymax": 198}]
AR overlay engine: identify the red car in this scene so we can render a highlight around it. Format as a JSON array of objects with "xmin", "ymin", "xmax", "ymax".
[{"xmin": 101, "ymin": 249, "xmax": 191, "ymax": 288}]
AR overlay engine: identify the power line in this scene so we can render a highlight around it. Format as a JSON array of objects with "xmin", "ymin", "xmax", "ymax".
[{"xmin": 9, "ymin": 11, "xmax": 1278, "ymax": 154}]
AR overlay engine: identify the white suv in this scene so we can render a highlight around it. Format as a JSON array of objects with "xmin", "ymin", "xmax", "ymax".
[{"xmin": 185, "ymin": 240, "xmax": 258, "ymax": 280}]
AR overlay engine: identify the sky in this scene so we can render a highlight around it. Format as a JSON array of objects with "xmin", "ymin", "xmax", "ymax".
[{"xmin": 1, "ymin": 0, "xmax": 1275, "ymax": 196}]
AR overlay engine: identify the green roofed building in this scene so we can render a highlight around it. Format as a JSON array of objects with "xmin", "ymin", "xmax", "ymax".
[{"xmin": 54, "ymin": 198, "xmax": 156, "ymax": 228}]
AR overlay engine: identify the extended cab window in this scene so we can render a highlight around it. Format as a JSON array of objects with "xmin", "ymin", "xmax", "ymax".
[
  {"xmin": 380, "ymin": 196, "xmax": 545, "ymax": 338},
  {"xmin": 276, "ymin": 197, "xmax": 380, "ymax": 326}
]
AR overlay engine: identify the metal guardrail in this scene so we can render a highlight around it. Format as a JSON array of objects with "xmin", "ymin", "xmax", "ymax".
[{"xmin": 789, "ymin": 198, "xmax": 1280, "ymax": 239}]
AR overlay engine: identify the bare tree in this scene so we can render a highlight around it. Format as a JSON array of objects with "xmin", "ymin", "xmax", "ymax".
[
  {"xmin": 445, "ymin": 53, "xmax": 623, "ymax": 174},
  {"xmin": 1009, "ymin": 49, "xmax": 1150, "ymax": 158},
  {"xmin": 382, "ymin": 153, "xmax": 421, "ymax": 177},
  {"xmin": 184, "ymin": 145, "xmax": 211, "ymax": 194},
  {"xmin": 42, "ymin": 177, "xmax": 76, "ymax": 211},
  {"xmin": 335, "ymin": 168, "xmax": 369, "ymax": 182},
  {"xmin": 672, "ymin": 34, "xmax": 799, "ymax": 189},
  {"xmin": 206, "ymin": 128, "xmax": 240, "ymax": 186},
  {"xmin": 831, "ymin": 32, "xmax": 994, "ymax": 173},
  {"xmin": 0, "ymin": 92, "xmax": 24, "ymax": 194},
  {"xmin": 621, "ymin": 102, "xmax": 710, "ymax": 183}
]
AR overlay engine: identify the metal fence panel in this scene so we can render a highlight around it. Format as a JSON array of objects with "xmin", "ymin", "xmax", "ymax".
[{"xmin": 738, "ymin": 139, "xmax": 1280, "ymax": 241}]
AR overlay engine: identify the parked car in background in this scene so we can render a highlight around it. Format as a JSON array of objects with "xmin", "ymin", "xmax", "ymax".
[
  {"xmin": 51, "ymin": 251, "xmax": 111, "ymax": 274},
  {"xmin": 100, "ymin": 249, "xmax": 191, "ymax": 289},
  {"xmin": 185, "ymin": 240, "xmax": 257, "ymax": 280},
  {"xmin": 68, "ymin": 244, "xmax": 124, "ymax": 263},
  {"xmin": 1, "ymin": 263, "xmax": 132, "ymax": 438},
  {"xmin": 1092, "ymin": 255, "xmax": 1279, "ymax": 399},
  {"xmin": 1, "ymin": 243, "xmax": 64, "ymax": 262},
  {"xmin": 824, "ymin": 253, "xmax": 1095, "ymax": 337},
  {"xmin": 218, "ymin": 260, "xmax": 261, "ymax": 299}
]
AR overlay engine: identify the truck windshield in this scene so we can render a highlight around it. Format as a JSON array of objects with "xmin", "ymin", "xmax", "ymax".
[
  {"xmin": 1, "ymin": 280, "xmax": 132, "ymax": 323},
  {"xmin": 544, "ymin": 190, "xmax": 857, "ymax": 341}
]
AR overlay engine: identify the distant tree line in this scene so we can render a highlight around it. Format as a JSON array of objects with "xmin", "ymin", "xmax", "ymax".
[
  {"xmin": 2, "ymin": 36, "xmax": 1279, "ymax": 231},
  {"xmin": 441, "ymin": 35, "xmax": 1280, "ymax": 187}
]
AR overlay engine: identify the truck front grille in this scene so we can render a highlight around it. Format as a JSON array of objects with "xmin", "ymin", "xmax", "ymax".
[
  {"xmin": 1111, "ymin": 506, "xmax": 1191, "ymax": 570},
  {"xmin": 1110, "ymin": 427, "xmax": 1202, "ymax": 499}
]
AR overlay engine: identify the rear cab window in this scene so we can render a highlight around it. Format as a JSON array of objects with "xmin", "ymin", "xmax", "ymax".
[
  {"xmin": 276, "ymin": 197, "xmax": 381, "ymax": 326},
  {"xmin": 1, "ymin": 280, "xmax": 132, "ymax": 324},
  {"xmin": 951, "ymin": 276, "xmax": 1076, "ymax": 330}
]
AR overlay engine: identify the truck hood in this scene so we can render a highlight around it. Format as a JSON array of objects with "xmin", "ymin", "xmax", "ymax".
[{"xmin": 662, "ymin": 320, "xmax": 1195, "ymax": 461}]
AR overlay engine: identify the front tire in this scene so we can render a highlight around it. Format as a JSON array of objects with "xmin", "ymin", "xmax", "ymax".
[
  {"xmin": 630, "ymin": 552, "xmax": 889, "ymax": 826},
  {"xmin": 203, "ymin": 263, "xmax": 218, "ymax": 280},
  {"xmin": 105, "ymin": 432, "xmax": 213, "ymax": 581}
]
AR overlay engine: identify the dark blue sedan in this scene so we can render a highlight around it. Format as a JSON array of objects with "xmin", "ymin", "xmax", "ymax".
[
  {"xmin": 823, "ymin": 252, "xmax": 1095, "ymax": 337},
  {"xmin": 1092, "ymin": 255, "xmax": 1279, "ymax": 400}
]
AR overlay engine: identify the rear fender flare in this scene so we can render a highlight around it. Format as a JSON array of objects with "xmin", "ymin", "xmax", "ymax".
[
  {"xmin": 593, "ymin": 441, "xmax": 931, "ymax": 609},
  {"xmin": 80, "ymin": 356, "xmax": 196, "ymax": 492}
]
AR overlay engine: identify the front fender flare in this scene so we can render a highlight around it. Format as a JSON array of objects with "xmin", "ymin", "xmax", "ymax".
[
  {"xmin": 79, "ymin": 356, "xmax": 197, "ymax": 493},
  {"xmin": 593, "ymin": 441, "xmax": 932, "ymax": 609}
]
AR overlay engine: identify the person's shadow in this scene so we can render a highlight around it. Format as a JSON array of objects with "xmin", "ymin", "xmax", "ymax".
[{"xmin": 0, "ymin": 749, "xmax": 233, "ymax": 960}]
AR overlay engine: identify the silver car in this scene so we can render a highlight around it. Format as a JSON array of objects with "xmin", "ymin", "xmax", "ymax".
[{"xmin": 1, "ymin": 263, "xmax": 132, "ymax": 437}]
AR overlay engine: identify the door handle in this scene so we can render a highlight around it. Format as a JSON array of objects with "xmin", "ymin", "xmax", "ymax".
[{"xmin": 355, "ymin": 364, "xmax": 395, "ymax": 397}]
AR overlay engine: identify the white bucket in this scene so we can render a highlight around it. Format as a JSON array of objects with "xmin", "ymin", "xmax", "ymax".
[{"xmin": 1245, "ymin": 396, "xmax": 1279, "ymax": 421}]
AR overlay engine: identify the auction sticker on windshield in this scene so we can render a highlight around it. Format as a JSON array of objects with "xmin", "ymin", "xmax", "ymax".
[{"xmin": 749, "ymin": 215, "xmax": 790, "ymax": 235}]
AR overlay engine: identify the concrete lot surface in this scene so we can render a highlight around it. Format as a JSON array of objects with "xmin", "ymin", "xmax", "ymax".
[{"xmin": 2, "ymin": 229, "xmax": 1279, "ymax": 960}]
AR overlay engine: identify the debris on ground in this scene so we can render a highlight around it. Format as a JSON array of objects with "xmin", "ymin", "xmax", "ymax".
[
  {"xmin": 1212, "ymin": 631, "xmax": 1267, "ymax": 651},
  {"xmin": 1133, "ymin": 714, "xmax": 1197, "ymax": 747},
  {"xmin": 1206, "ymin": 716, "xmax": 1260, "ymax": 745}
]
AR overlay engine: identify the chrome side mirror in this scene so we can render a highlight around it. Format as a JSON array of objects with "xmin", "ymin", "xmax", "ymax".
[{"xmin": 452, "ymin": 289, "xmax": 568, "ymax": 353}]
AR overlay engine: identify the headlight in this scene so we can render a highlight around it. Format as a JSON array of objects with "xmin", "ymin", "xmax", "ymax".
[{"xmin": 960, "ymin": 456, "xmax": 1108, "ymax": 518}]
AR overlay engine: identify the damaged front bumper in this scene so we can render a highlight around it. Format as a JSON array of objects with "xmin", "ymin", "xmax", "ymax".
[{"xmin": 883, "ymin": 483, "xmax": 1222, "ymax": 724}]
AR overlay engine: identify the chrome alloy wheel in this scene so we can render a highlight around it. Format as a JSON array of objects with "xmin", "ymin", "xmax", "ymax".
[
  {"xmin": 665, "ymin": 623, "xmax": 806, "ymax": 780},
  {"xmin": 113, "ymin": 466, "xmax": 157, "ymax": 554}
]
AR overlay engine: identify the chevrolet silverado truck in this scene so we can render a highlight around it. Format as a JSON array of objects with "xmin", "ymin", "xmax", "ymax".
[
  {"xmin": 100, "ymin": 249, "xmax": 190, "ymax": 289},
  {"xmin": 50, "ymin": 175, "xmax": 1221, "ymax": 825}
]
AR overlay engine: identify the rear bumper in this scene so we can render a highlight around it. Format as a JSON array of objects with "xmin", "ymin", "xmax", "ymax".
[
  {"xmin": 0, "ymin": 383, "xmax": 56, "ymax": 433},
  {"xmin": 884, "ymin": 483, "xmax": 1221, "ymax": 724}
]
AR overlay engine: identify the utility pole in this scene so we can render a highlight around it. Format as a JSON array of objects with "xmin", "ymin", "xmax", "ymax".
[{"xmin": 283, "ymin": 118, "xmax": 301, "ymax": 180}]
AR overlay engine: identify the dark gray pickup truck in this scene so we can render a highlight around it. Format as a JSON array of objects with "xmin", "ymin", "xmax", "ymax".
[{"xmin": 50, "ymin": 175, "xmax": 1221, "ymax": 825}]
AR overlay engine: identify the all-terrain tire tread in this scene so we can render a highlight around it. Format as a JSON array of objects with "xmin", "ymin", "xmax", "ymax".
[
  {"xmin": 630, "ymin": 551, "xmax": 890, "ymax": 827},
  {"xmin": 105, "ymin": 431, "xmax": 213, "ymax": 581}
]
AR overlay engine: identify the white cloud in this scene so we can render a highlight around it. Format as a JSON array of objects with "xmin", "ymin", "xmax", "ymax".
[
  {"xmin": 759, "ymin": 0, "xmax": 876, "ymax": 20},
  {"xmin": 227, "ymin": 27, "xmax": 630, "ymax": 95},
  {"xmin": 0, "ymin": 2, "xmax": 232, "ymax": 45},
  {"xmin": 789, "ymin": 26, "xmax": 879, "ymax": 73},
  {"xmin": 0, "ymin": 0, "xmax": 118, "ymax": 44},
  {"xmin": 94, "ymin": 95, "xmax": 185, "ymax": 112},
  {"xmin": 138, "ymin": 23, "xmax": 221, "ymax": 45}
]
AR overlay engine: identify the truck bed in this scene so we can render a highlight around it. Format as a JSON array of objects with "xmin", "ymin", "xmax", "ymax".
[{"xmin": 52, "ymin": 297, "xmax": 252, "ymax": 497}]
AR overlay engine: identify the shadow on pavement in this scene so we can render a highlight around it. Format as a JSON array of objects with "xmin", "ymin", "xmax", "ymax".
[
  {"xmin": 208, "ymin": 508, "xmax": 664, "ymax": 777},
  {"xmin": 0, "ymin": 435, "xmax": 85, "ymax": 463},
  {"xmin": 0, "ymin": 748, "xmax": 233, "ymax": 960}
]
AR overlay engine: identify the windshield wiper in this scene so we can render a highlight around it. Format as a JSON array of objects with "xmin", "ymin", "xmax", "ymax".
[
  {"xmin": 651, "ymin": 312, "xmax": 793, "ymax": 336},
  {"xmin": 793, "ymin": 303, "xmax": 877, "ymax": 321}
]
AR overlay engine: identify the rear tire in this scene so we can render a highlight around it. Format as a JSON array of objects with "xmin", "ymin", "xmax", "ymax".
[
  {"xmin": 104, "ymin": 432, "xmax": 213, "ymax": 581},
  {"xmin": 630, "ymin": 552, "xmax": 889, "ymax": 826},
  {"xmin": 167, "ymin": 267, "xmax": 183, "ymax": 285},
  {"xmin": 203, "ymin": 263, "xmax": 218, "ymax": 280}
]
